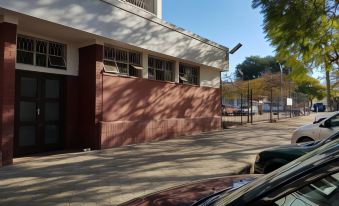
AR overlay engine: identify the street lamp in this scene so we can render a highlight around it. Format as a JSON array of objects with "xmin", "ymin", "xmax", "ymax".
[
  {"xmin": 230, "ymin": 43, "xmax": 243, "ymax": 54},
  {"xmin": 277, "ymin": 63, "xmax": 283, "ymax": 120},
  {"xmin": 220, "ymin": 43, "xmax": 243, "ymax": 128},
  {"xmin": 237, "ymin": 69, "xmax": 255, "ymax": 124}
]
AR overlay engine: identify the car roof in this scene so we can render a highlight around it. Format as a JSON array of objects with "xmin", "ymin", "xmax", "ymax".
[{"xmin": 214, "ymin": 138, "xmax": 339, "ymax": 205}]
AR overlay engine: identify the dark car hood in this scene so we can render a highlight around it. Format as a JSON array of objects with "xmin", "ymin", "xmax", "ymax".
[{"xmin": 118, "ymin": 175, "xmax": 260, "ymax": 206}]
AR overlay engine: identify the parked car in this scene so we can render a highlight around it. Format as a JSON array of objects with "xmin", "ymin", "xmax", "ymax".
[
  {"xmin": 255, "ymin": 131, "xmax": 339, "ymax": 174},
  {"xmin": 233, "ymin": 105, "xmax": 258, "ymax": 116},
  {"xmin": 119, "ymin": 138, "xmax": 339, "ymax": 206},
  {"xmin": 313, "ymin": 102, "xmax": 326, "ymax": 112},
  {"xmin": 222, "ymin": 104, "xmax": 237, "ymax": 116},
  {"xmin": 291, "ymin": 111, "xmax": 339, "ymax": 143}
]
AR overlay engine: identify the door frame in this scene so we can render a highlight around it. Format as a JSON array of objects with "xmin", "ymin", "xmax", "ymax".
[{"xmin": 14, "ymin": 70, "xmax": 65, "ymax": 157}]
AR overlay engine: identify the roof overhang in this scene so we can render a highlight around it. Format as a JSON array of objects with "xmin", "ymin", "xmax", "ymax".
[{"xmin": 0, "ymin": 0, "xmax": 229, "ymax": 71}]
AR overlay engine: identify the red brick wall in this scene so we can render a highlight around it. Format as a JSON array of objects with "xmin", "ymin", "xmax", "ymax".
[
  {"xmin": 100, "ymin": 75, "xmax": 221, "ymax": 148},
  {"xmin": 0, "ymin": 22, "xmax": 17, "ymax": 165},
  {"xmin": 78, "ymin": 44, "xmax": 220, "ymax": 150},
  {"xmin": 78, "ymin": 44, "xmax": 103, "ymax": 150}
]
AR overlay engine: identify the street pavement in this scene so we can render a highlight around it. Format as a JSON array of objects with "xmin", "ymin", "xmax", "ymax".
[{"xmin": 0, "ymin": 114, "xmax": 315, "ymax": 206}]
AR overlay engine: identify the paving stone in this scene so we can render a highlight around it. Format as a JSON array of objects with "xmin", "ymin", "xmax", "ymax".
[{"xmin": 0, "ymin": 115, "xmax": 316, "ymax": 205}]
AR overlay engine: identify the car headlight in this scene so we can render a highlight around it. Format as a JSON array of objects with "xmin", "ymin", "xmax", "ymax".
[{"xmin": 255, "ymin": 154, "xmax": 260, "ymax": 163}]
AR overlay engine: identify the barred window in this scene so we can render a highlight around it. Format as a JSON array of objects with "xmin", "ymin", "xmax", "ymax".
[
  {"xmin": 148, "ymin": 57, "xmax": 174, "ymax": 82},
  {"xmin": 179, "ymin": 63, "xmax": 199, "ymax": 85},
  {"xmin": 125, "ymin": 0, "xmax": 155, "ymax": 14},
  {"xmin": 103, "ymin": 46, "xmax": 142, "ymax": 77},
  {"xmin": 16, "ymin": 35, "xmax": 67, "ymax": 70},
  {"xmin": 17, "ymin": 36, "xmax": 34, "ymax": 65},
  {"xmin": 48, "ymin": 42, "xmax": 66, "ymax": 69},
  {"xmin": 36, "ymin": 40, "xmax": 47, "ymax": 67}
]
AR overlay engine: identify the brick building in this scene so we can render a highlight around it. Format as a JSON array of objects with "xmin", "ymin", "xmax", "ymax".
[{"xmin": 0, "ymin": 0, "xmax": 229, "ymax": 165}]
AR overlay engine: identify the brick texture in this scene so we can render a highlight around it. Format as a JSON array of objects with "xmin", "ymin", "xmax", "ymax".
[
  {"xmin": 0, "ymin": 22, "xmax": 17, "ymax": 165},
  {"xmin": 100, "ymin": 75, "xmax": 221, "ymax": 148},
  {"xmin": 79, "ymin": 44, "xmax": 221, "ymax": 151}
]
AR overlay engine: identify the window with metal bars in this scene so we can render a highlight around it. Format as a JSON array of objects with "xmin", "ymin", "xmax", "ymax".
[
  {"xmin": 16, "ymin": 36, "xmax": 34, "ymax": 65},
  {"xmin": 148, "ymin": 57, "xmax": 174, "ymax": 82},
  {"xmin": 16, "ymin": 35, "xmax": 67, "ymax": 70},
  {"xmin": 103, "ymin": 46, "xmax": 142, "ymax": 77},
  {"xmin": 125, "ymin": 0, "xmax": 155, "ymax": 14},
  {"xmin": 179, "ymin": 63, "xmax": 199, "ymax": 85},
  {"xmin": 48, "ymin": 42, "xmax": 66, "ymax": 69}
]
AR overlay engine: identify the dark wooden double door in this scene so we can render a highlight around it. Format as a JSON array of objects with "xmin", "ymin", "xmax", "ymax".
[{"xmin": 15, "ymin": 71, "xmax": 64, "ymax": 156}]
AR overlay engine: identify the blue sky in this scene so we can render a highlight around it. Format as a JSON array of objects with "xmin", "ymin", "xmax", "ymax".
[{"xmin": 163, "ymin": 0, "xmax": 275, "ymax": 77}]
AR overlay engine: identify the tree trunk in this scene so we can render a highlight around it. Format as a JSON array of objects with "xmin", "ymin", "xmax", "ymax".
[
  {"xmin": 310, "ymin": 98, "xmax": 313, "ymax": 111},
  {"xmin": 325, "ymin": 69, "xmax": 332, "ymax": 111}
]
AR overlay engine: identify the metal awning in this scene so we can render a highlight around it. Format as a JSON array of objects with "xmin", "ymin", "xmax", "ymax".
[
  {"xmin": 103, "ymin": 63, "xmax": 120, "ymax": 74},
  {"xmin": 179, "ymin": 76, "xmax": 188, "ymax": 82},
  {"xmin": 131, "ymin": 65, "xmax": 144, "ymax": 70}
]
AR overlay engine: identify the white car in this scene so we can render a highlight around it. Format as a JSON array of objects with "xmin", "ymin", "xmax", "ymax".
[{"xmin": 291, "ymin": 111, "xmax": 339, "ymax": 143}]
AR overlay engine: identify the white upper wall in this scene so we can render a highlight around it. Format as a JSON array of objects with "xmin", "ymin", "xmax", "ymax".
[
  {"xmin": 0, "ymin": 0, "xmax": 228, "ymax": 70},
  {"xmin": 200, "ymin": 67, "xmax": 220, "ymax": 88}
]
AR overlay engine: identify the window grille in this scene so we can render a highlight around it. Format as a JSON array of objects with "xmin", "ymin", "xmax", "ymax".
[
  {"xmin": 116, "ymin": 49, "xmax": 128, "ymax": 63},
  {"xmin": 103, "ymin": 46, "xmax": 142, "ymax": 77},
  {"xmin": 16, "ymin": 35, "xmax": 67, "ymax": 70},
  {"xmin": 148, "ymin": 57, "xmax": 174, "ymax": 82},
  {"xmin": 36, "ymin": 40, "xmax": 48, "ymax": 67},
  {"xmin": 104, "ymin": 47, "xmax": 115, "ymax": 60},
  {"xmin": 129, "ymin": 52, "xmax": 141, "ymax": 65},
  {"xmin": 17, "ymin": 36, "xmax": 34, "ymax": 65},
  {"xmin": 179, "ymin": 64, "xmax": 199, "ymax": 85},
  {"xmin": 48, "ymin": 42, "xmax": 66, "ymax": 69},
  {"xmin": 125, "ymin": 0, "xmax": 155, "ymax": 14}
]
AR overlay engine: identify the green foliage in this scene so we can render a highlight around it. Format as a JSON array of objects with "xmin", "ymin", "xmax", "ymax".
[
  {"xmin": 235, "ymin": 55, "xmax": 287, "ymax": 80},
  {"xmin": 294, "ymin": 76, "xmax": 326, "ymax": 101},
  {"xmin": 224, "ymin": 73, "xmax": 289, "ymax": 100},
  {"xmin": 252, "ymin": 0, "xmax": 338, "ymax": 69}
]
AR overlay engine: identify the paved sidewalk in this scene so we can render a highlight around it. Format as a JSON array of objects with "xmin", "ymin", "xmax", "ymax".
[{"xmin": 0, "ymin": 115, "xmax": 315, "ymax": 206}]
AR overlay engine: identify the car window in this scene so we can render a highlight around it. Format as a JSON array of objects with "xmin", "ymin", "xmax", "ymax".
[
  {"xmin": 275, "ymin": 172, "xmax": 339, "ymax": 206},
  {"xmin": 330, "ymin": 115, "xmax": 339, "ymax": 127}
]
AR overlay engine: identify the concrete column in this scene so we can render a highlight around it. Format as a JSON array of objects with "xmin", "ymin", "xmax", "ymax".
[
  {"xmin": 0, "ymin": 20, "xmax": 17, "ymax": 166},
  {"xmin": 142, "ymin": 52, "xmax": 148, "ymax": 79},
  {"xmin": 174, "ymin": 61, "xmax": 180, "ymax": 83}
]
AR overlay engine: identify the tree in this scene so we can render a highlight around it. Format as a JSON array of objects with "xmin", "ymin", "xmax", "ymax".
[
  {"xmin": 252, "ymin": 0, "xmax": 339, "ymax": 110},
  {"xmin": 224, "ymin": 72, "xmax": 286, "ymax": 101},
  {"xmin": 235, "ymin": 55, "xmax": 287, "ymax": 80},
  {"xmin": 294, "ymin": 76, "xmax": 326, "ymax": 107}
]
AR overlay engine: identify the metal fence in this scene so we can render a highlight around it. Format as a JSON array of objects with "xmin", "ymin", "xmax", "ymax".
[{"xmin": 222, "ymin": 75, "xmax": 310, "ymax": 125}]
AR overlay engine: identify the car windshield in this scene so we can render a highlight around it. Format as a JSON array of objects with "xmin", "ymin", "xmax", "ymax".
[{"xmin": 212, "ymin": 138, "xmax": 339, "ymax": 206}]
